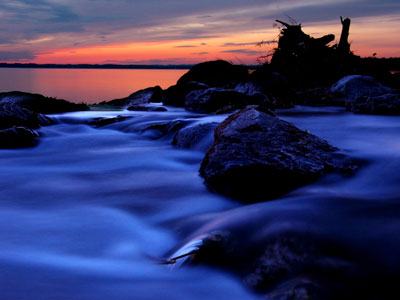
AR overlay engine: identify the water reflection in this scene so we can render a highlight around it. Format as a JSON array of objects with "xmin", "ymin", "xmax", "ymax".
[{"xmin": 0, "ymin": 68, "xmax": 186, "ymax": 104}]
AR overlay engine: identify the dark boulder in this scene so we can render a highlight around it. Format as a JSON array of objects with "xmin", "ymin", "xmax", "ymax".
[
  {"xmin": 331, "ymin": 75, "xmax": 393, "ymax": 105},
  {"xmin": 102, "ymin": 86, "xmax": 163, "ymax": 107},
  {"xmin": 0, "ymin": 91, "xmax": 88, "ymax": 114},
  {"xmin": 163, "ymin": 81, "xmax": 208, "ymax": 107},
  {"xmin": 200, "ymin": 105, "xmax": 355, "ymax": 201},
  {"xmin": 346, "ymin": 93, "xmax": 400, "ymax": 115},
  {"xmin": 177, "ymin": 60, "xmax": 249, "ymax": 87},
  {"xmin": 0, "ymin": 102, "xmax": 53, "ymax": 130},
  {"xmin": 185, "ymin": 88, "xmax": 270, "ymax": 114},
  {"xmin": 172, "ymin": 122, "xmax": 218, "ymax": 150},
  {"xmin": 0, "ymin": 126, "xmax": 39, "ymax": 149},
  {"xmin": 127, "ymin": 105, "xmax": 167, "ymax": 112}
]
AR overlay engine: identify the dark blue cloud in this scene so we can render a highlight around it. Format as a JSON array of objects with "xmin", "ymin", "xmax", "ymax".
[
  {"xmin": 221, "ymin": 49, "xmax": 265, "ymax": 56},
  {"xmin": 0, "ymin": 50, "xmax": 37, "ymax": 61}
]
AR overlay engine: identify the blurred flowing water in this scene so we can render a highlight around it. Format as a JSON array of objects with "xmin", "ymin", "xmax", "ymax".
[{"xmin": 1, "ymin": 105, "xmax": 400, "ymax": 299}]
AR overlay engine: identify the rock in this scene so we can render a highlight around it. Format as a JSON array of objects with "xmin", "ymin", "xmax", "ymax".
[
  {"xmin": 200, "ymin": 105, "xmax": 355, "ymax": 201},
  {"xmin": 0, "ymin": 102, "xmax": 53, "ymax": 130},
  {"xmin": 0, "ymin": 126, "xmax": 39, "ymax": 149},
  {"xmin": 88, "ymin": 115, "xmax": 133, "ymax": 127},
  {"xmin": 0, "ymin": 91, "xmax": 88, "ymax": 114},
  {"xmin": 177, "ymin": 60, "xmax": 249, "ymax": 87},
  {"xmin": 172, "ymin": 122, "xmax": 218, "ymax": 150},
  {"xmin": 163, "ymin": 81, "xmax": 208, "ymax": 107},
  {"xmin": 127, "ymin": 105, "xmax": 167, "ymax": 112},
  {"xmin": 331, "ymin": 75, "xmax": 393, "ymax": 105},
  {"xmin": 346, "ymin": 93, "xmax": 400, "ymax": 115},
  {"xmin": 234, "ymin": 70, "xmax": 294, "ymax": 108},
  {"xmin": 185, "ymin": 88, "xmax": 270, "ymax": 114},
  {"xmin": 102, "ymin": 86, "xmax": 163, "ymax": 107},
  {"xmin": 141, "ymin": 120, "xmax": 190, "ymax": 139}
]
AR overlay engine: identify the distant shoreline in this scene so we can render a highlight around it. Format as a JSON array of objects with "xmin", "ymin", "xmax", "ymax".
[{"xmin": 0, "ymin": 63, "xmax": 194, "ymax": 70}]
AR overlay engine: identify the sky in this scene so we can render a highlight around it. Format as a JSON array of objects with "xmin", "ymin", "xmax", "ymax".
[{"xmin": 0, "ymin": 0, "xmax": 399, "ymax": 65}]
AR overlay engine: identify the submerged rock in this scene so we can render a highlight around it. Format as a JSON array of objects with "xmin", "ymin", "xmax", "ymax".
[
  {"xmin": 0, "ymin": 102, "xmax": 53, "ymax": 130},
  {"xmin": 0, "ymin": 91, "xmax": 88, "ymax": 114},
  {"xmin": 88, "ymin": 115, "xmax": 133, "ymax": 127},
  {"xmin": 141, "ymin": 119, "xmax": 190, "ymax": 139},
  {"xmin": 200, "ymin": 105, "xmax": 355, "ymax": 201},
  {"xmin": 346, "ymin": 93, "xmax": 400, "ymax": 115},
  {"xmin": 103, "ymin": 86, "xmax": 163, "ymax": 107},
  {"xmin": 331, "ymin": 75, "xmax": 393, "ymax": 105},
  {"xmin": 177, "ymin": 60, "xmax": 249, "ymax": 87},
  {"xmin": 185, "ymin": 88, "xmax": 270, "ymax": 114},
  {"xmin": 127, "ymin": 105, "xmax": 167, "ymax": 112},
  {"xmin": 0, "ymin": 126, "xmax": 39, "ymax": 149},
  {"xmin": 173, "ymin": 122, "xmax": 218, "ymax": 150}
]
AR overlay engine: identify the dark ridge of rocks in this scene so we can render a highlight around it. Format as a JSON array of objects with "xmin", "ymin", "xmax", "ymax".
[
  {"xmin": 0, "ymin": 91, "xmax": 88, "ymax": 114},
  {"xmin": 101, "ymin": 86, "xmax": 163, "ymax": 107},
  {"xmin": 177, "ymin": 60, "xmax": 249, "ymax": 87},
  {"xmin": 0, "ymin": 126, "xmax": 39, "ymax": 149},
  {"xmin": 184, "ymin": 88, "xmax": 271, "ymax": 114},
  {"xmin": 127, "ymin": 105, "xmax": 167, "ymax": 112},
  {"xmin": 346, "ymin": 93, "xmax": 400, "ymax": 115},
  {"xmin": 172, "ymin": 122, "xmax": 218, "ymax": 150},
  {"xmin": 88, "ymin": 115, "xmax": 133, "ymax": 127},
  {"xmin": 0, "ymin": 102, "xmax": 53, "ymax": 130},
  {"xmin": 200, "ymin": 105, "xmax": 356, "ymax": 202},
  {"xmin": 162, "ymin": 81, "xmax": 208, "ymax": 107}
]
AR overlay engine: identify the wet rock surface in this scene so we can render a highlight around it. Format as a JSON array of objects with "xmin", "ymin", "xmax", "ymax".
[
  {"xmin": 0, "ymin": 126, "xmax": 39, "ymax": 149},
  {"xmin": 346, "ymin": 93, "xmax": 400, "ymax": 115},
  {"xmin": 0, "ymin": 91, "xmax": 88, "ymax": 114},
  {"xmin": 331, "ymin": 75, "xmax": 393, "ymax": 105},
  {"xmin": 102, "ymin": 86, "xmax": 163, "ymax": 107},
  {"xmin": 200, "ymin": 105, "xmax": 355, "ymax": 201},
  {"xmin": 0, "ymin": 102, "xmax": 53, "ymax": 130},
  {"xmin": 173, "ymin": 122, "xmax": 218, "ymax": 150}
]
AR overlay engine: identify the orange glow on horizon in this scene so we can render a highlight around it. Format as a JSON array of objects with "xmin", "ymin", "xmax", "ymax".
[{"xmin": 2, "ymin": 15, "xmax": 399, "ymax": 65}]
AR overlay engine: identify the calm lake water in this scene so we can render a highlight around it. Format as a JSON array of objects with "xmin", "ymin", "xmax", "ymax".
[{"xmin": 0, "ymin": 68, "xmax": 187, "ymax": 104}]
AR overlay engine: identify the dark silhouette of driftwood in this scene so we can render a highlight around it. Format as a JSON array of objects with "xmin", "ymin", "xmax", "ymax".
[{"xmin": 338, "ymin": 16, "xmax": 351, "ymax": 55}]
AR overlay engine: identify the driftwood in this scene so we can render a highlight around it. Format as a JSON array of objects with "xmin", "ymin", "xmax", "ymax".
[{"xmin": 338, "ymin": 16, "xmax": 351, "ymax": 54}]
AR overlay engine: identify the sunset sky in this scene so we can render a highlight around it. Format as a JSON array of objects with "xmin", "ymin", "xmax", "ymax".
[{"xmin": 0, "ymin": 0, "xmax": 399, "ymax": 65}]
